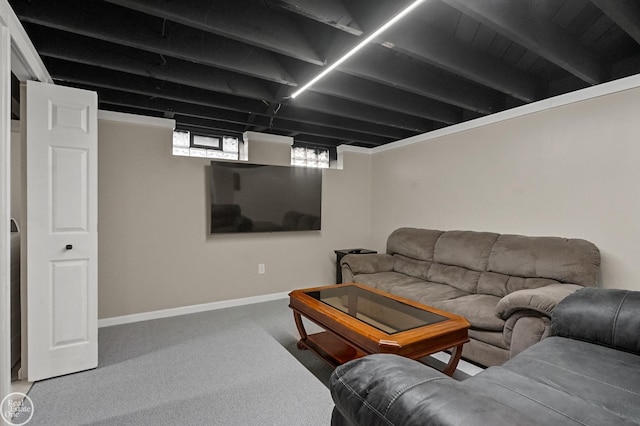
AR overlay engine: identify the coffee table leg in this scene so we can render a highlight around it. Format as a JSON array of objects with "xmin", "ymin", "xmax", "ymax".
[
  {"xmin": 293, "ymin": 312, "xmax": 309, "ymax": 350},
  {"xmin": 443, "ymin": 344, "xmax": 463, "ymax": 376}
]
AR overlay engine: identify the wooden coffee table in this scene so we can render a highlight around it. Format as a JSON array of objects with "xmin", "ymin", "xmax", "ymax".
[{"xmin": 289, "ymin": 283, "xmax": 470, "ymax": 376}]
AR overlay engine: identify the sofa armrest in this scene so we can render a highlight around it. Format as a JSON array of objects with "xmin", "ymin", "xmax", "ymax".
[
  {"xmin": 503, "ymin": 313, "xmax": 552, "ymax": 358},
  {"xmin": 340, "ymin": 253, "xmax": 394, "ymax": 282},
  {"xmin": 330, "ymin": 354, "xmax": 534, "ymax": 426},
  {"xmin": 496, "ymin": 284, "xmax": 583, "ymax": 320},
  {"xmin": 551, "ymin": 287, "xmax": 640, "ymax": 354}
]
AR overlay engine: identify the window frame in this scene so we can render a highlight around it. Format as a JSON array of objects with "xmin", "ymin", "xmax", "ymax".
[
  {"xmin": 172, "ymin": 129, "xmax": 243, "ymax": 160},
  {"xmin": 291, "ymin": 145, "xmax": 331, "ymax": 168}
]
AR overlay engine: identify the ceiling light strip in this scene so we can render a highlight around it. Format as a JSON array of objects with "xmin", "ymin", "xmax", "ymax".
[{"xmin": 290, "ymin": 0, "xmax": 426, "ymax": 99}]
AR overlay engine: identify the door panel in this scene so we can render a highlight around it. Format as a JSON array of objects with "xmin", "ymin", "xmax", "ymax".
[
  {"xmin": 51, "ymin": 260, "xmax": 89, "ymax": 347},
  {"xmin": 49, "ymin": 102, "xmax": 89, "ymax": 133},
  {"xmin": 51, "ymin": 147, "xmax": 88, "ymax": 232},
  {"xmin": 25, "ymin": 80, "xmax": 97, "ymax": 382}
]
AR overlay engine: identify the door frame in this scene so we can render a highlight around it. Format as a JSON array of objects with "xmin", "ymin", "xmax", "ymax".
[{"xmin": 0, "ymin": 0, "xmax": 51, "ymax": 398}]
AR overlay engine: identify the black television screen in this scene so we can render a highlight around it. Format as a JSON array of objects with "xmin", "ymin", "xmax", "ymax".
[{"xmin": 210, "ymin": 161, "xmax": 322, "ymax": 234}]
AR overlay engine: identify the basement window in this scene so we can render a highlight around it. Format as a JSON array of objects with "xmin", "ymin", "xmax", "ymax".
[
  {"xmin": 172, "ymin": 130, "xmax": 242, "ymax": 160},
  {"xmin": 291, "ymin": 146, "xmax": 330, "ymax": 168}
]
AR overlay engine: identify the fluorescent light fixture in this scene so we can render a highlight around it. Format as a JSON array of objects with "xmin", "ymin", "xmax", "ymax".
[{"xmin": 290, "ymin": 0, "xmax": 426, "ymax": 99}]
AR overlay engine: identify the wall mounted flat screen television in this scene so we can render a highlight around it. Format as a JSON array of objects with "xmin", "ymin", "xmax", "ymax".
[{"xmin": 210, "ymin": 161, "xmax": 322, "ymax": 234}]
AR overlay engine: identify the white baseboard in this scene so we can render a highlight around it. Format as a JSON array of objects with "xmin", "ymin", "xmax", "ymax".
[{"xmin": 98, "ymin": 291, "xmax": 290, "ymax": 328}]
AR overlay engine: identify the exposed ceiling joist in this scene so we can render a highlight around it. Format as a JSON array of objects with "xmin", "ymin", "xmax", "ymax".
[
  {"xmin": 29, "ymin": 26, "xmax": 275, "ymax": 101},
  {"xmin": 338, "ymin": 43, "xmax": 503, "ymax": 113},
  {"xmin": 274, "ymin": 0, "xmax": 514, "ymax": 113},
  {"xmin": 104, "ymin": 0, "xmax": 325, "ymax": 65},
  {"xmin": 344, "ymin": 0, "xmax": 538, "ymax": 101},
  {"xmin": 271, "ymin": 105, "xmax": 415, "ymax": 140},
  {"xmin": 99, "ymin": 91, "xmax": 253, "ymax": 126},
  {"xmin": 12, "ymin": 0, "xmax": 296, "ymax": 85},
  {"xmin": 265, "ymin": 0, "xmax": 363, "ymax": 36},
  {"xmin": 125, "ymin": 83, "xmax": 413, "ymax": 140},
  {"xmin": 312, "ymin": 73, "xmax": 461, "ymax": 124},
  {"xmin": 46, "ymin": 59, "xmax": 273, "ymax": 112},
  {"xmin": 100, "ymin": 88, "xmax": 393, "ymax": 146},
  {"xmin": 590, "ymin": 0, "xmax": 640, "ymax": 45},
  {"xmin": 174, "ymin": 114, "xmax": 248, "ymax": 134},
  {"xmin": 291, "ymin": 92, "xmax": 435, "ymax": 133},
  {"xmin": 258, "ymin": 117, "xmax": 392, "ymax": 146},
  {"xmin": 442, "ymin": 0, "xmax": 607, "ymax": 85},
  {"xmin": 9, "ymin": 0, "xmax": 640, "ymax": 149},
  {"xmin": 47, "ymin": 58, "xmax": 421, "ymax": 140},
  {"xmin": 35, "ymin": 26, "xmax": 436, "ymax": 135},
  {"xmin": 384, "ymin": 23, "xmax": 539, "ymax": 102}
]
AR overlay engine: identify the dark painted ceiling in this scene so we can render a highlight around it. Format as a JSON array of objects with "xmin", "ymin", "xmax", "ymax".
[{"xmin": 9, "ymin": 0, "xmax": 640, "ymax": 149}]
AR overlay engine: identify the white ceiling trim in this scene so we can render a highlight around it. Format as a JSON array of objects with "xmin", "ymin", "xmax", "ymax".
[
  {"xmin": 373, "ymin": 73, "xmax": 640, "ymax": 154},
  {"xmin": 337, "ymin": 145, "xmax": 372, "ymax": 155},
  {"xmin": 98, "ymin": 109, "xmax": 176, "ymax": 129},
  {"xmin": 243, "ymin": 131, "xmax": 293, "ymax": 145}
]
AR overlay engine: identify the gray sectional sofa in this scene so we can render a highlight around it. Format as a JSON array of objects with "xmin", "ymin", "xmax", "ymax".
[
  {"xmin": 330, "ymin": 288, "xmax": 640, "ymax": 426},
  {"xmin": 340, "ymin": 228, "xmax": 601, "ymax": 366}
]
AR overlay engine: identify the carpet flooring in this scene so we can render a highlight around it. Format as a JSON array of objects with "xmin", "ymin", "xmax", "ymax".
[
  {"xmin": 25, "ymin": 299, "xmax": 335, "ymax": 425},
  {"xmin": 23, "ymin": 297, "xmax": 482, "ymax": 425}
]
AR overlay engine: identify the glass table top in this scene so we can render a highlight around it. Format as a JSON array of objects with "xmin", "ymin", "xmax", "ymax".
[{"xmin": 306, "ymin": 285, "xmax": 446, "ymax": 334}]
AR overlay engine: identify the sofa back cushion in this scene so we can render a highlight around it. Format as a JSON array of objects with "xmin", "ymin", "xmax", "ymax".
[
  {"xmin": 387, "ymin": 228, "xmax": 443, "ymax": 261},
  {"xmin": 487, "ymin": 234, "xmax": 600, "ymax": 288},
  {"xmin": 393, "ymin": 254, "xmax": 431, "ymax": 281},
  {"xmin": 433, "ymin": 231, "xmax": 499, "ymax": 271},
  {"xmin": 477, "ymin": 272, "xmax": 561, "ymax": 298},
  {"xmin": 385, "ymin": 228, "xmax": 600, "ymax": 296},
  {"xmin": 427, "ymin": 263, "xmax": 480, "ymax": 293}
]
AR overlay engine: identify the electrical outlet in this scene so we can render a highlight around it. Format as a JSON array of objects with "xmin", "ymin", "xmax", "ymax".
[{"xmin": 258, "ymin": 263, "xmax": 266, "ymax": 274}]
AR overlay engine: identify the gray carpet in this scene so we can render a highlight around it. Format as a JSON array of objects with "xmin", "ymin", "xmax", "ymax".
[{"xmin": 25, "ymin": 299, "xmax": 336, "ymax": 425}]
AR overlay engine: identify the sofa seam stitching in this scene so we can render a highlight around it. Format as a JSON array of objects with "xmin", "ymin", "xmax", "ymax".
[
  {"xmin": 424, "ymin": 232, "xmax": 443, "ymax": 281},
  {"xmin": 383, "ymin": 377, "xmax": 447, "ymax": 416},
  {"xmin": 478, "ymin": 377, "xmax": 588, "ymax": 425},
  {"xmin": 485, "ymin": 233, "xmax": 501, "ymax": 274},
  {"xmin": 335, "ymin": 373, "xmax": 394, "ymax": 426},
  {"xmin": 517, "ymin": 355, "xmax": 640, "ymax": 397},
  {"xmin": 477, "ymin": 233, "xmax": 501, "ymax": 295},
  {"xmin": 611, "ymin": 291, "xmax": 630, "ymax": 347}
]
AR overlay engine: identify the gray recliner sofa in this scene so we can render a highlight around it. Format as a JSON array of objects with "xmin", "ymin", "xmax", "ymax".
[
  {"xmin": 340, "ymin": 228, "xmax": 600, "ymax": 366},
  {"xmin": 330, "ymin": 288, "xmax": 640, "ymax": 426}
]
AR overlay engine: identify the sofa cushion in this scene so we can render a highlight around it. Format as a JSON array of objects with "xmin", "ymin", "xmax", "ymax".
[
  {"xmin": 390, "ymin": 282, "xmax": 468, "ymax": 305},
  {"xmin": 433, "ymin": 294, "xmax": 504, "ymax": 331},
  {"xmin": 464, "ymin": 337, "xmax": 640, "ymax": 425},
  {"xmin": 353, "ymin": 272, "xmax": 424, "ymax": 294},
  {"xmin": 386, "ymin": 228, "xmax": 443, "ymax": 261},
  {"xmin": 487, "ymin": 234, "xmax": 600, "ymax": 287},
  {"xmin": 393, "ymin": 254, "xmax": 431, "ymax": 281},
  {"xmin": 433, "ymin": 230, "xmax": 499, "ymax": 271},
  {"xmin": 477, "ymin": 271, "xmax": 561, "ymax": 297},
  {"xmin": 330, "ymin": 354, "xmax": 534, "ymax": 426},
  {"xmin": 330, "ymin": 338, "xmax": 639, "ymax": 426},
  {"xmin": 427, "ymin": 262, "xmax": 480, "ymax": 293}
]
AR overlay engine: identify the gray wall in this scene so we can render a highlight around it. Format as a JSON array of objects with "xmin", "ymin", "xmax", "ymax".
[
  {"xmin": 369, "ymin": 83, "xmax": 640, "ymax": 291},
  {"xmin": 89, "ymin": 78, "xmax": 640, "ymax": 318},
  {"xmin": 97, "ymin": 118, "xmax": 373, "ymax": 318}
]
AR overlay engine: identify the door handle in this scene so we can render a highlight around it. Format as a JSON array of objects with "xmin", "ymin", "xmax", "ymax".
[{"xmin": 65, "ymin": 244, "xmax": 73, "ymax": 250}]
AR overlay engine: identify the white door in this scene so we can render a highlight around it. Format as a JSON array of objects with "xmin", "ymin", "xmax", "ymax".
[{"xmin": 24, "ymin": 80, "xmax": 98, "ymax": 381}]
